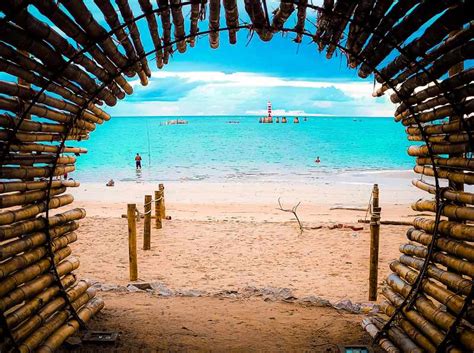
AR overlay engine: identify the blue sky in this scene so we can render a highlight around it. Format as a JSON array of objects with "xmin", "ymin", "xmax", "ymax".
[{"xmin": 25, "ymin": 0, "xmax": 398, "ymax": 117}]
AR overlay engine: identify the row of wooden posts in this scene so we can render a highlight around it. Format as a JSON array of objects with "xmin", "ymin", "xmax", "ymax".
[
  {"xmin": 127, "ymin": 183, "xmax": 166, "ymax": 281},
  {"xmin": 126, "ymin": 183, "xmax": 382, "ymax": 295}
]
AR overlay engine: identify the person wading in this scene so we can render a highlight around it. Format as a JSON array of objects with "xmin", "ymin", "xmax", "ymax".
[{"xmin": 135, "ymin": 153, "xmax": 142, "ymax": 170}]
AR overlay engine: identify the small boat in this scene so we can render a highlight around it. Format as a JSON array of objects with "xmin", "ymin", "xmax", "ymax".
[{"xmin": 161, "ymin": 119, "xmax": 188, "ymax": 125}]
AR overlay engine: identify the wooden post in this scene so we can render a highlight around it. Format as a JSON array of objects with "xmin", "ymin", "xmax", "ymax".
[
  {"xmin": 154, "ymin": 190, "xmax": 162, "ymax": 229},
  {"xmin": 143, "ymin": 195, "xmax": 151, "ymax": 250},
  {"xmin": 372, "ymin": 184, "xmax": 380, "ymax": 214},
  {"xmin": 127, "ymin": 204, "xmax": 138, "ymax": 281},
  {"xmin": 369, "ymin": 184, "xmax": 381, "ymax": 301},
  {"xmin": 159, "ymin": 183, "xmax": 166, "ymax": 218}
]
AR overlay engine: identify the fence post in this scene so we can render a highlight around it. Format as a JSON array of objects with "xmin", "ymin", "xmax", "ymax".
[
  {"xmin": 369, "ymin": 184, "xmax": 381, "ymax": 301},
  {"xmin": 127, "ymin": 203, "xmax": 138, "ymax": 281},
  {"xmin": 154, "ymin": 190, "xmax": 162, "ymax": 229},
  {"xmin": 144, "ymin": 195, "xmax": 151, "ymax": 250},
  {"xmin": 159, "ymin": 183, "xmax": 166, "ymax": 219}
]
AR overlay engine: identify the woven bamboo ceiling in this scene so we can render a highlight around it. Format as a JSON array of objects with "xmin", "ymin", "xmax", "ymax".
[{"xmin": 0, "ymin": 0, "xmax": 473, "ymax": 352}]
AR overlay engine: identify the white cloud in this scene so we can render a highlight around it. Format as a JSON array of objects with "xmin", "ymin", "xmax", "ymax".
[
  {"xmin": 113, "ymin": 70, "xmax": 395, "ymax": 117},
  {"xmin": 131, "ymin": 71, "xmax": 374, "ymax": 99}
]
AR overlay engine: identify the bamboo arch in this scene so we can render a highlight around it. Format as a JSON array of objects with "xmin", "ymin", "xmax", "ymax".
[{"xmin": 0, "ymin": 0, "xmax": 472, "ymax": 352}]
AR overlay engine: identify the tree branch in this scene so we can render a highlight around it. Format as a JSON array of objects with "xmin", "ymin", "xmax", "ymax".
[{"xmin": 277, "ymin": 197, "xmax": 304, "ymax": 233}]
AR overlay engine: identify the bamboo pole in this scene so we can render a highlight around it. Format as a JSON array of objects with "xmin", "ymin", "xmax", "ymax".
[
  {"xmin": 0, "ymin": 187, "xmax": 66, "ymax": 209},
  {"xmin": 390, "ymin": 260, "xmax": 473, "ymax": 319},
  {"xmin": 413, "ymin": 217, "xmax": 474, "ymax": 241},
  {"xmin": 412, "ymin": 179, "xmax": 474, "ymax": 205},
  {"xmin": 381, "ymin": 287, "xmax": 460, "ymax": 352},
  {"xmin": 17, "ymin": 290, "xmax": 96, "ymax": 353},
  {"xmin": 413, "ymin": 165, "xmax": 474, "ymax": 185},
  {"xmin": 0, "ymin": 96, "xmax": 96, "ymax": 131},
  {"xmin": 144, "ymin": 195, "xmax": 151, "ymax": 250},
  {"xmin": 0, "ymin": 180, "xmax": 80, "ymax": 194},
  {"xmin": 407, "ymin": 228, "xmax": 474, "ymax": 262},
  {"xmin": 36, "ymin": 297, "xmax": 104, "ymax": 353},
  {"xmin": 5, "ymin": 275, "xmax": 77, "ymax": 329},
  {"xmin": 0, "ymin": 224, "xmax": 78, "ymax": 261},
  {"xmin": 159, "ymin": 183, "xmax": 166, "ymax": 218},
  {"xmin": 0, "ymin": 165, "xmax": 75, "ymax": 179},
  {"xmin": 380, "ymin": 300, "xmax": 437, "ymax": 353},
  {"xmin": 369, "ymin": 212, "xmax": 380, "ymax": 301},
  {"xmin": 0, "ymin": 208, "xmax": 86, "ymax": 242},
  {"xmin": 370, "ymin": 314, "xmax": 424, "ymax": 353},
  {"xmin": 416, "ymin": 156, "xmax": 474, "ymax": 171},
  {"xmin": 0, "ymin": 194, "xmax": 74, "ymax": 226},
  {"xmin": 399, "ymin": 255, "xmax": 472, "ymax": 296},
  {"xmin": 0, "ymin": 258, "xmax": 79, "ymax": 312},
  {"xmin": 2, "ymin": 153, "xmax": 77, "ymax": 166},
  {"xmin": 0, "ymin": 246, "xmax": 71, "ymax": 297},
  {"xmin": 369, "ymin": 184, "xmax": 380, "ymax": 301},
  {"xmin": 7, "ymin": 142, "xmax": 87, "ymax": 155},
  {"xmin": 412, "ymin": 200, "xmax": 474, "ymax": 222},
  {"xmin": 408, "ymin": 143, "xmax": 472, "ymax": 157},
  {"xmin": 361, "ymin": 317, "xmax": 400, "ymax": 353},
  {"xmin": 12, "ymin": 284, "xmax": 94, "ymax": 343},
  {"xmin": 387, "ymin": 275, "xmax": 474, "ymax": 351},
  {"xmin": 0, "ymin": 235, "xmax": 75, "ymax": 280},
  {"xmin": 400, "ymin": 243, "xmax": 474, "ymax": 278},
  {"xmin": 154, "ymin": 190, "xmax": 162, "ymax": 229},
  {"xmin": 127, "ymin": 204, "xmax": 138, "ymax": 281}
]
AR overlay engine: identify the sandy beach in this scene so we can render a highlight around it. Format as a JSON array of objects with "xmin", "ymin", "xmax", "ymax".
[{"xmin": 57, "ymin": 170, "xmax": 430, "ymax": 350}]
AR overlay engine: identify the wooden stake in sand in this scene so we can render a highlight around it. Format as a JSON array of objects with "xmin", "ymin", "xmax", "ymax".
[
  {"xmin": 143, "ymin": 195, "xmax": 151, "ymax": 250},
  {"xmin": 159, "ymin": 183, "xmax": 166, "ymax": 219},
  {"xmin": 127, "ymin": 204, "xmax": 138, "ymax": 281},
  {"xmin": 154, "ymin": 190, "xmax": 162, "ymax": 229},
  {"xmin": 369, "ymin": 184, "xmax": 381, "ymax": 301}
]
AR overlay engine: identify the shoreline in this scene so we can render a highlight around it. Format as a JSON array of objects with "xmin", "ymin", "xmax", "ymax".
[
  {"xmin": 67, "ymin": 168, "xmax": 425, "ymax": 214},
  {"xmin": 72, "ymin": 167, "xmax": 416, "ymax": 185}
]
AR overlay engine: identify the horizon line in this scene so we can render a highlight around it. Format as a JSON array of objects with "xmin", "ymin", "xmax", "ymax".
[{"xmin": 108, "ymin": 114, "xmax": 394, "ymax": 118}]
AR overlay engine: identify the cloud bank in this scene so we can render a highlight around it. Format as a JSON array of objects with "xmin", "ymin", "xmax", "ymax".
[{"xmin": 106, "ymin": 71, "xmax": 394, "ymax": 117}]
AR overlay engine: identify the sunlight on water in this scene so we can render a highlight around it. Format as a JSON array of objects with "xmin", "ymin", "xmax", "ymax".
[{"xmin": 74, "ymin": 116, "xmax": 416, "ymax": 183}]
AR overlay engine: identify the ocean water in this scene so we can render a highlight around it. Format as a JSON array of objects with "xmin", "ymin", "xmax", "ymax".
[{"xmin": 73, "ymin": 116, "xmax": 417, "ymax": 183}]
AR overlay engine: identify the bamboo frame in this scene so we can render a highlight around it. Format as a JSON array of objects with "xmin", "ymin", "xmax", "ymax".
[{"xmin": 0, "ymin": 1, "xmax": 472, "ymax": 351}]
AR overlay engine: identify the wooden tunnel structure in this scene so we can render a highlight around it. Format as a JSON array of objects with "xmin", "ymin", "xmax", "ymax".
[{"xmin": 0, "ymin": 0, "xmax": 472, "ymax": 351}]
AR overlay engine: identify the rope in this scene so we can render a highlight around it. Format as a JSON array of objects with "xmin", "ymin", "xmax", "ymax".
[{"xmin": 364, "ymin": 192, "xmax": 373, "ymax": 222}]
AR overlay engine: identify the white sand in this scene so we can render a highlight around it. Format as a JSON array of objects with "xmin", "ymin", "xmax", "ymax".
[{"xmin": 65, "ymin": 170, "xmax": 430, "ymax": 303}]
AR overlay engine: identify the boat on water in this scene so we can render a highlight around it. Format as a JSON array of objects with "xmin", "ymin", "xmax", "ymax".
[{"xmin": 161, "ymin": 119, "xmax": 188, "ymax": 125}]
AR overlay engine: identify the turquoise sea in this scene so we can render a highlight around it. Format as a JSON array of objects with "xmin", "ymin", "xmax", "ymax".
[{"xmin": 74, "ymin": 116, "xmax": 417, "ymax": 183}]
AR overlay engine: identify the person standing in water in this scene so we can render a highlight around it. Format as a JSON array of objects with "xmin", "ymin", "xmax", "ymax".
[
  {"xmin": 135, "ymin": 153, "xmax": 142, "ymax": 169},
  {"xmin": 315, "ymin": 156, "xmax": 321, "ymax": 163}
]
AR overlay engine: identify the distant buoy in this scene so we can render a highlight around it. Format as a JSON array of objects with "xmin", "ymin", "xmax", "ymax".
[
  {"xmin": 259, "ymin": 117, "xmax": 263, "ymax": 123},
  {"xmin": 276, "ymin": 117, "xmax": 279, "ymax": 123},
  {"xmin": 294, "ymin": 117, "xmax": 299, "ymax": 123},
  {"xmin": 304, "ymin": 117, "xmax": 307, "ymax": 121},
  {"xmin": 282, "ymin": 117, "xmax": 287, "ymax": 123}
]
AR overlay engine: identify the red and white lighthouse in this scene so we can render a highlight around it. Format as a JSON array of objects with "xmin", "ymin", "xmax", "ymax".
[{"xmin": 267, "ymin": 101, "xmax": 273, "ymax": 123}]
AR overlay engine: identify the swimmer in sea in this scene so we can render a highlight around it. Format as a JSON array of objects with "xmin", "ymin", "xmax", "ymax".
[{"xmin": 315, "ymin": 156, "xmax": 320, "ymax": 163}]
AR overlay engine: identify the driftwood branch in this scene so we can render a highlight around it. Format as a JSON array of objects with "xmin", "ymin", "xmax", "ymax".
[{"xmin": 277, "ymin": 197, "xmax": 304, "ymax": 233}]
